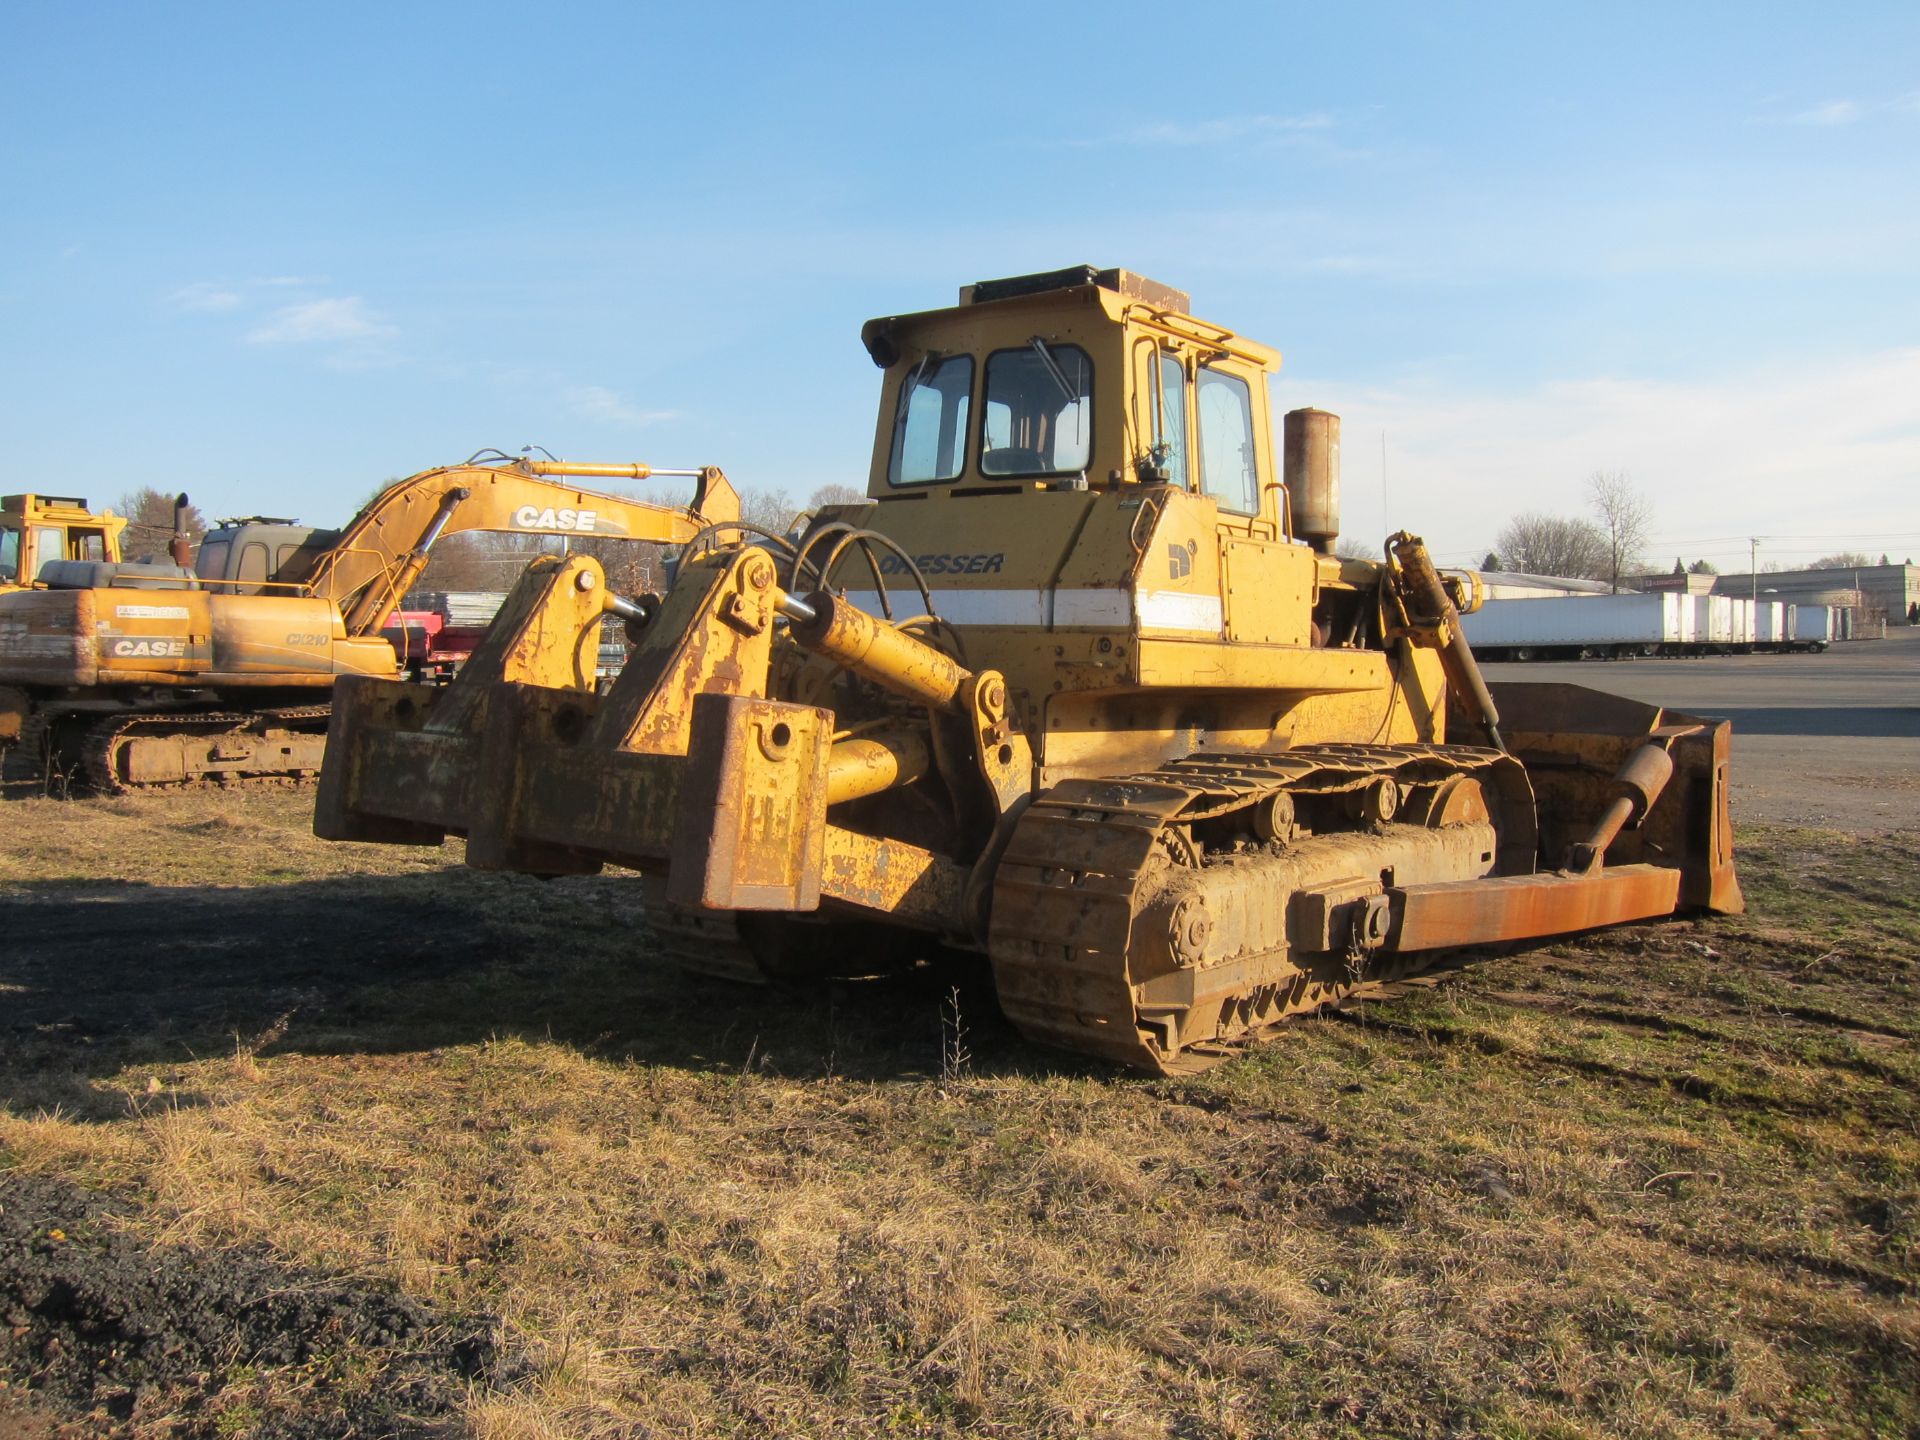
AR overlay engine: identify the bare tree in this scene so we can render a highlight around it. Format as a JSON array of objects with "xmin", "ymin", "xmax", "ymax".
[
  {"xmin": 1587, "ymin": 470, "xmax": 1650, "ymax": 593},
  {"xmin": 114, "ymin": 487, "xmax": 207, "ymax": 559},
  {"xmin": 1810, "ymin": 551, "xmax": 1874, "ymax": 569},
  {"xmin": 1491, "ymin": 513, "xmax": 1609, "ymax": 580},
  {"xmin": 570, "ymin": 532, "xmax": 671, "ymax": 594},
  {"xmin": 806, "ymin": 483, "xmax": 866, "ymax": 511},
  {"xmin": 415, "ymin": 532, "xmax": 547, "ymax": 594},
  {"xmin": 738, "ymin": 487, "xmax": 799, "ymax": 535}
]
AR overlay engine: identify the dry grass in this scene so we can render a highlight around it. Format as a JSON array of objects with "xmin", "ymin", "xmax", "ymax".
[
  {"xmin": 2, "ymin": 790, "xmax": 1916, "ymax": 1437},
  {"xmin": 0, "ymin": 787, "xmax": 460, "ymax": 888}
]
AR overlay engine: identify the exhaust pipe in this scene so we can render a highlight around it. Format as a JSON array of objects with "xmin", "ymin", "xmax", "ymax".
[
  {"xmin": 1284, "ymin": 409, "xmax": 1340, "ymax": 555},
  {"xmin": 169, "ymin": 493, "xmax": 192, "ymax": 567}
]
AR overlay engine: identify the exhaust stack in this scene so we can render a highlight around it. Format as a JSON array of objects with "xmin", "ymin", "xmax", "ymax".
[
  {"xmin": 169, "ymin": 493, "xmax": 192, "ymax": 567},
  {"xmin": 1284, "ymin": 408, "xmax": 1340, "ymax": 555}
]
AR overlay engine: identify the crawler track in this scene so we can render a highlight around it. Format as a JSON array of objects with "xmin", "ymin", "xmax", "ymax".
[
  {"xmin": 988, "ymin": 743, "xmax": 1537, "ymax": 1073},
  {"xmin": 639, "ymin": 876, "xmax": 764, "ymax": 984},
  {"xmin": 1, "ymin": 708, "xmax": 52, "ymax": 791},
  {"xmin": 79, "ymin": 705, "xmax": 333, "ymax": 795}
]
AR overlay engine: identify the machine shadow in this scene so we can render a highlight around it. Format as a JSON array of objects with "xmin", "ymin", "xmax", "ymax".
[{"xmin": 0, "ymin": 868, "xmax": 1082, "ymax": 1117}]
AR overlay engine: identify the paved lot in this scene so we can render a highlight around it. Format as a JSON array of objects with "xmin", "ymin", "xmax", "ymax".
[{"xmin": 1482, "ymin": 624, "xmax": 1920, "ymax": 835}]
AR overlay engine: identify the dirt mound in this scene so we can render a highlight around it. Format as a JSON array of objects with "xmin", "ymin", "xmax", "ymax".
[{"xmin": 0, "ymin": 1173, "xmax": 503, "ymax": 1437}]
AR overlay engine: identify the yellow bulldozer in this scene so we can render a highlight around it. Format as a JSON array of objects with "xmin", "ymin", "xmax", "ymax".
[
  {"xmin": 0, "ymin": 456, "xmax": 738, "ymax": 791},
  {"xmin": 315, "ymin": 267, "xmax": 1741, "ymax": 1073}
]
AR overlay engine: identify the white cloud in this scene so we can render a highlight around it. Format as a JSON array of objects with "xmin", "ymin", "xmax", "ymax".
[
  {"xmin": 168, "ymin": 281, "xmax": 243, "ymax": 312},
  {"xmin": 1780, "ymin": 93, "xmax": 1920, "ymax": 126},
  {"xmin": 566, "ymin": 385, "xmax": 677, "ymax": 427},
  {"xmin": 1291, "ymin": 349, "xmax": 1920, "ymax": 566},
  {"xmin": 1130, "ymin": 113, "xmax": 1333, "ymax": 145},
  {"xmin": 1791, "ymin": 99, "xmax": 1864, "ymax": 126},
  {"xmin": 245, "ymin": 297, "xmax": 396, "ymax": 345},
  {"xmin": 1071, "ymin": 113, "xmax": 1336, "ymax": 149}
]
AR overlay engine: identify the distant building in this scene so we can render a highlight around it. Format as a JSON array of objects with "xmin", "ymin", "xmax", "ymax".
[
  {"xmin": 1635, "ymin": 572, "xmax": 1718, "ymax": 596},
  {"xmin": 1635, "ymin": 562, "xmax": 1917, "ymax": 625}
]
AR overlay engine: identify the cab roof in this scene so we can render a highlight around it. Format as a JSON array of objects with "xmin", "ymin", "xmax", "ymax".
[{"xmin": 860, "ymin": 265, "xmax": 1279, "ymax": 371}]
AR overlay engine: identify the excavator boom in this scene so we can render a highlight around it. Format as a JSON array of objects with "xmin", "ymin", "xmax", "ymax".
[{"xmin": 305, "ymin": 458, "xmax": 738, "ymax": 634}]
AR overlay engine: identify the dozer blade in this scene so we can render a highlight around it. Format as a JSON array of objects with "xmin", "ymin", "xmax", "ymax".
[{"xmin": 1480, "ymin": 680, "xmax": 1742, "ymax": 915}]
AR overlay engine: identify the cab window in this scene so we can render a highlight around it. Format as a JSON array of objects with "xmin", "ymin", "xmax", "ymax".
[
  {"xmin": 34, "ymin": 527, "xmax": 62, "ymax": 571},
  {"xmin": 888, "ymin": 354, "xmax": 974, "ymax": 485},
  {"xmin": 75, "ymin": 530, "xmax": 107, "ymax": 562},
  {"xmin": 981, "ymin": 341, "xmax": 1092, "ymax": 476},
  {"xmin": 1155, "ymin": 352, "xmax": 1188, "ymax": 487},
  {"xmin": 237, "ymin": 541, "xmax": 270, "ymax": 593},
  {"xmin": 1197, "ymin": 365, "xmax": 1258, "ymax": 515},
  {"xmin": 0, "ymin": 528, "xmax": 18, "ymax": 582}
]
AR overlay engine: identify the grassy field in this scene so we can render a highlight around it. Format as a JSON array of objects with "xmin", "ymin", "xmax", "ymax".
[{"xmin": 1, "ymin": 789, "xmax": 1915, "ymax": 1438}]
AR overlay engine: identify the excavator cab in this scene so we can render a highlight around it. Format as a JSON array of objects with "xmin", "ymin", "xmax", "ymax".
[{"xmin": 195, "ymin": 522, "xmax": 342, "ymax": 596}]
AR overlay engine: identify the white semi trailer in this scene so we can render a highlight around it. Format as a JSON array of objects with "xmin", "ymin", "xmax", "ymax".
[{"xmin": 1464, "ymin": 592, "xmax": 1833, "ymax": 660}]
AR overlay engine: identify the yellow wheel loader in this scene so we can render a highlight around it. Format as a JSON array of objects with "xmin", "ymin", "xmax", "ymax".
[
  {"xmin": 0, "ymin": 493, "xmax": 130, "ymax": 592},
  {"xmin": 0, "ymin": 492, "xmax": 132, "ymax": 760},
  {"xmin": 315, "ymin": 267, "xmax": 1741, "ymax": 1073},
  {"xmin": 0, "ymin": 456, "xmax": 738, "ymax": 792}
]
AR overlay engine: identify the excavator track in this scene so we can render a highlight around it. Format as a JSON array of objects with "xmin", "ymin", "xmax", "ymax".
[
  {"xmin": 79, "ymin": 705, "xmax": 333, "ymax": 795},
  {"xmin": 1, "ymin": 707, "xmax": 52, "ymax": 792},
  {"xmin": 988, "ymin": 743, "xmax": 1536, "ymax": 1074}
]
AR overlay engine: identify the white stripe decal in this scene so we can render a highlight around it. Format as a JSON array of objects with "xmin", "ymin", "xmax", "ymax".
[
  {"xmin": 843, "ymin": 589, "xmax": 1046, "ymax": 627},
  {"xmin": 1135, "ymin": 589, "xmax": 1223, "ymax": 634},
  {"xmin": 1052, "ymin": 589, "xmax": 1132, "ymax": 627},
  {"xmin": 837, "ymin": 586, "xmax": 1222, "ymax": 633}
]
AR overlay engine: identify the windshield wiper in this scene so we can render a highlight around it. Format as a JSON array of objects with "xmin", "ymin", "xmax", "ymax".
[
  {"xmin": 1029, "ymin": 336, "xmax": 1077, "ymax": 404},
  {"xmin": 894, "ymin": 351, "xmax": 941, "ymax": 427}
]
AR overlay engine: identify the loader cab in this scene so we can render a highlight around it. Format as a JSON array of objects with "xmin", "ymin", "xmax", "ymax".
[
  {"xmin": 860, "ymin": 265, "xmax": 1289, "ymax": 542},
  {"xmin": 0, "ymin": 494, "xmax": 128, "ymax": 587},
  {"xmin": 196, "ymin": 521, "xmax": 342, "ymax": 596}
]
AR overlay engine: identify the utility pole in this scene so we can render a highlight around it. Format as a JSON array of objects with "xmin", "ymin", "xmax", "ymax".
[
  {"xmin": 1380, "ymin": 431, "xmax": 1389, "ymax": 529},
  {"xmin": 1750, "ymin": 537, "xmax": 1758, "ymax": 606}
]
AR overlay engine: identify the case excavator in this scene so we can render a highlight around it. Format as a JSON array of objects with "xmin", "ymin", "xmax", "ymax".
[
  {"xmin": 314, "ymin": 267, "xmax": 1741, "ymax": 1073},
  {"xmin": 0, "ymin": 457, "xmax": 738, "ymax": 792}
]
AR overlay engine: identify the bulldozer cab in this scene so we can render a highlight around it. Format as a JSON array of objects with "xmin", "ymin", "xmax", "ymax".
[
  {"xmin": 859, "ymin": 266, "xmax": 1287, "ymax": 541},
  {"xmin": 0, "ymin": 494, "xmax": 127, "ymax": 587}
]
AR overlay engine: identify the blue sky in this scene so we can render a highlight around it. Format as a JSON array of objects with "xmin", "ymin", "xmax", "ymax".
[{"xmin": 4, "ymin": 1, "xmax": 1917, "ymax": 571}]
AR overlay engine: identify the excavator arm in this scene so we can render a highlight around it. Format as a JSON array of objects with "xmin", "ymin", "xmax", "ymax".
[{"xmin": 298, "ymin": 458, "xmax": 741, "ymax": 636}]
